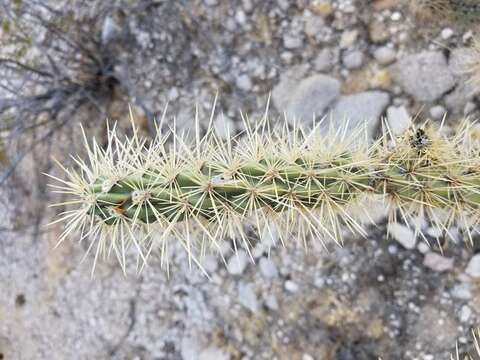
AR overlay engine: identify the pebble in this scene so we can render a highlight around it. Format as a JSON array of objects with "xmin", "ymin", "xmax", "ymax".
[
  {"xmin": 204, "ymin": 0, "xmax": 218, "ymax": 5},
  {"xmin": 284, "ymin": 280, "xmax": 300, "ymax": 293},
  {"xmin": 423, "ymin": 253, "xmax": 454, "ymax": 272},
  {"xmin": 264, "ymin": 294, "xmax": 279, "ymax": 311},
  {"xmin": 386, "ymin": 105, "xmax": 411, "ymax": 135},
  {"xmin": 342, "ymin": 50, "xmax": 364, "ymax": 69},
  {"xmin": 441, "ymin": 28, "xmax": 454, "ymax": 40},
  {"xmin": 417, "ymin": 242, "xmax": 430, "ymax": 254},
  {"xmin": 227, "ymin": 250, "xmax": 249, "ymax": 275},
  {"xmin": 450, "ymin": 284, "xmax": 472, "ymax": 300},
  {"xmin": 390, "ymin": 12, "xmax": 402, "ymax": 21},
  {"xmin": 304, "ymin": 16, "xmax": 325, "ymax": 37},
  {"xmin": 329, "ymin": 91, "xmax": 390, "ymax": 138},
  {"xmin": 340, "ymin": 30, "xmax": 358, "ymax": 48},
  {"xmin": 429, "ymin": 105, "xmax": 447, "ymax": 120},
  {"xmin": 283, "ymin": 34, "xmax": 303, "ymax": 49},
  {"xmin": 235, "ymin": 74, "xmax": 252, "ymax": 91},
  {"xmin": 314, "ymin": 48, "xmax": 336, "ymax": 72},
  {"xmin": 280, "ymin": 74, "xmax": 341, "ymax": 124},
  {"xmin": 391, "ymin": 51, "xmax": 456, "ymax": 102},
  {"xmin": 465, "ymin": 254, "xmax": 480, "ymax": 278},
  {"xmin": 238, "ymin": 282, "xmax": 259, "ymax": 312},
  {"xmin": 259, "ymin": 257, "xmax": 279, "ymax": 278},
  {"xmin": 388, "ymin": 223, "xmax": 416, "ymax": 249},
  {"xmin": 464, "ymin": 101, "xmax": 476, "ymax": 115},
  {"xmin": 459, "ymin": 305, "xmax": 472, "ymax": 323},
  {"xmin": 374, "ymin": 46, "xmax": 397, "ymax": 65},
  {"xmin": 213, "ymin": 114, "xmax": 236, "ymax": 139}
]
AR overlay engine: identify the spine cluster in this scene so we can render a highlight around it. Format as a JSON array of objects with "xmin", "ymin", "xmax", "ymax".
[{"xmin": 49, "ymin": 114, "xmax": 480, "ymax": 273}]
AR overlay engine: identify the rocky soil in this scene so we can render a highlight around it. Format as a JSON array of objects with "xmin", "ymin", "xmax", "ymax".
[{"xmin": 1, "ymin": 0, "xmax": 480, "ymax": 359}]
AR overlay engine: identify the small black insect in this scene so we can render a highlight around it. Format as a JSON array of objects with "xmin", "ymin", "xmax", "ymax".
[{"xmin": 409, "ymin": 128, "xmax": 431, "ymax": 149}]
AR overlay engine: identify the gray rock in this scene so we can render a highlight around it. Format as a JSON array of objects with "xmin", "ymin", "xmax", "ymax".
[
  {"xmin": 429, "ymin": 105, "xmax": 447, "ymax": 120},
  {"xmin": 304, "ymin": 16, "xmax": 325, "ymax": 37},
  {"xmin": 227, "ymin": 250, "xmax": 248, "ymax": 275},
  {"xmin": 259, "ymin": 257, "xmax": 279, "ymax": 278},
  {"xmin": 314, "ymin": 48, "xmax": 336, "ymax": 72},
  {"xmin": 450, "ymin": 283, "xmax": 472, "ymax": 300},
  {"xmin": 423, "ymin": 253, "xmax": 454, "ymax": 272},
  {"xmin": 284, "ymin": 280, "xmax": 299, "ymax": 293},
  {"xmin": 465, "ymin": 254, "xmax": 480, "ymax": 278},
  {"xmin": 386, "ymin": 105, "xmax": 410, "ymax": 135},
  {"xmin": 374, "ymin": 47, "xmax": 397, "ymax": 65},
  {"xmin": 329, "ymin": 91, "xmax": 390, "ymax": 137},
  {"xmin": 237, "ymin": 282, "xmax": 259, "ymax": 312},
  {"xmin": 343, "ymin": 51, "xmax": 364, "ymax": 69},
  {"xmin": 101, "ymin": 17, "xmax": 121, "ymax": 45},
  {"xmin": 264, "ymin": 294, "xmax": 279, "ymax": 311},
  {"xmin": 283, "ymin": 34, "xmax": 303, "ymax": 49},
  {"xmin": 388, "ymin": 223, "xmax": 416, "ymax": 249},
  {"xmin": 391, "ymin": 51, "xmax": 456, "ymax": 102},
  {"xmin": 459, "ymin": 305, "xmax": 472, "ymax": 323},
  {"xmin": 235, "ymin": 74, "xmax": 252, "ymax": 91},
  {"xmin": 275, "ymin": 74, "xmax": 341, "ymax": 124}
]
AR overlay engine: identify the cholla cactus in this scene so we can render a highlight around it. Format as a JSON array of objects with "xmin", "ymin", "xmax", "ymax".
[
  {"xmin": 409, "ymin": 0, "xmax": 480, "ymax": 22},
  {"xmin": 48, "ymin": 106, "xmax": 480, "ymax": 274},
  {"xmin": 451, "ymin": 328, "xmax": 480, "ymax": 360}
]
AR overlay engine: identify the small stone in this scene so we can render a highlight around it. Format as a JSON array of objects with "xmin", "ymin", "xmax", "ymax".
[
  {"xmin": 227, "ymin": 250, "xmax": 248, "ymax": 275},
  {"xmin": 304, "ymin": 16, "xmax": 325, "ymax": 37},
  {"xmin": 464, "ymin": 101, "xmax": 476, "ymax": 115},
  {"xmin": 388, "ymin": 223, "xmax": 416, "ymax": 249},
  {"xmin": 417, "ymin": 242, "xmax": 430, "ymax": 254},
  {"xmin": 236, "ymin": 74, "xmax": 252, "ymax": 91},
  {"xmin": 429, "ymin": 105, "xmax": 447, "ymax": 120},
  {"xmin": 235, "ymin": 10, "xmax": 247, "ymax": 25},
  {"xmin": 101, "ymin": 17, "xmax": 121, "ymax": 45},
  {"xmin": 441, "ymin": 28, "xmax": 454, "ymax": 40},
  {"xmin": 423, "ymin": 253, "xmax": 454, "ymax": 272},
  {"xmin": 238, "ymin": 282, "xmax": 259, "ymax": 312},
  {"xmin": 367, "ymin": 319, "xmax": 384, "ymax": 339},
  {"xmin": 204, "ymin": 0, "xmax": 218, "ymax": 5},
  {"xmin": 369, "ymin": 19, "xmax": 388, "ymax": 43},
  {"xmin": 387, "ymin": 106, "xmax": 411, "ymax": 135},
  {"xmin": 276, "ymin": 74, "xmax": 341, "ymax": 124},
  {"xmin": 303, "ymin": 354, "xmax": 314, "ymax": 360},
  {"xmin": 283, "ymin": 34, "xmax": 303, "ymax": 49},
  {"xmin": 465, "ymin": 254, "xmax": 480, "ymax": 278},
  {"xmin": 259, "ymin": 257, "xmax": 279, "ymax": 278},
  {"xmin": 260, "ymin": 225, "xmax": 279, "ymax": 247},
  {"xmin": 264, "ymin": 294, "xmax": 279, "ymax": 310},
  {"xmin": 214, "ymin": 114, "xmax": 236, "ymax": 139},
  {"xmin": 343, "ymin": 51, "xmax": 364, "ymax": 69},
  {"xmin": 314, "ymin": 48, "xmax": 336, "ymax": 72},
  {"xmin": 199, "ymin": 346, "xmax": 230, "ymax": 360},
  {"xmin": 391, "ymin": 12, "xmax": 402, "ymax": 21},
  {"xmin": 370, "ymin": 69, "xmax": 392, "ymax": 88},
  {"xmin": 450, "ymin": 284, "xmax": 472, "ymax": 300},
  {"xmin": 391, "ymin": 51, "xmax": 456, "ymax": 102},
  {"xmin": 460, "ymin": 305, "xmax": 472, "ymax": 323},
  {"xmin": 340, "ymin": 30, "xmax": 358, "ymax": 48},
  {"xmin": 285, "ymin": 280, "xmax": 299, "ymax": 293},
  {"xmin": 329, "ymin": 91, "xmax": 390, "ymax": 138},
  {"xmin": 374, "ymin": 46, "xmax": 397, "ymax": 65}
]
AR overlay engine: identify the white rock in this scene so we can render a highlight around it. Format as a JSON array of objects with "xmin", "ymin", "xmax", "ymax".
[
  {"xmin": 387, "ymin": 106, "xmax": 411, "ymax": 135},
  {"xmin": 450, "ymin": 284, "xmax": 472, "ymax": 300},
  {"xmin": 199, "ymin": 347, "xmax": 230, "ymax": 360},
  {"xmin": 340, "ymin": 30, "xmax": 358, "ymax": 48},
  {"xmin": 423, "ymin": 252, "xmax": 454, "ymax": 272},
  {"xmin": 388, "ymin": 223, "xmax": 416, "ymax": 249},
  {"xmin": 429, "ymin": 105, "xmax": 447, "ymax": 120},
  {"xmin": 285, "ymin": 280, "xmax": 299, "ymax": 293},
  {"xmin": 314, "ymin": 48, "xmax": 336, "ymax": 72},
  {"xmin": 374, "ymin": 46, "xmax": 397, "ymax": 65},
  {"xmin": 391, "ymin": 51, "xmax": 456, "ymax": 102},
  {"xmin": 460, "ymin": 305, "xmax": 472, "ymax": 323},
  {"xmin": 276, "ymin": 74, "xmax": 341, "ymax": 124},
  {"xmin": 236, "ymin": 74, "xmax": 252, "ymax": 91},
  {"xmin": 391, "ymin": 12, "xmax": 402, "ymax": 21},
  {"xmin": 213, "ymin": 114, "xmax": 236, "ymax": 139},
  {"xmin": 329, "ymin": 91, "xmax": 390, "ymax": 138},
  {"xmin": 441, "ymin": 28, "xmax": 454, "ymax": 40},
  {"xmin": 182, "ymin": 337, "xmax": 201, "ymax": 360},
  {"xmin": 204, "ymin": 0, "xmax": 219, "ymax": 5},
  {"xmin": 283, "ymin": 34, "xmax": 303, "ymax": 49},
  {"xmin": 343, "ymin": 50, "xmax": 364, "ymax": 69},
  {"xmin": 304, "ymin": 16, "xmax": 325, "ymax": 37},
  {"xmin": 264, "ymin": 294, "xmax": 279, "ymax": 311},
  {"xmin": 227, "ymin": 250, "xmax": 248, "ymax": 275},
  {"xmin": 238, "ymin": 282, "xmax": 259, "ymax": 312},
  {"xmin": 417, "ymin": 242, "xmax": 430, "ymax": 254},
  {"xmin": 259, "ymin": 257, "xmax": 279, "ymax": 278},
  {"xmin": 465, "ymin": 254, "xmax": 480, "ymax": 278}
]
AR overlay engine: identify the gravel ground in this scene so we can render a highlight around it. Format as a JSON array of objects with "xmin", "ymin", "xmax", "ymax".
[{"xmin": 1, "ymin": 0, "xmax": 480, "ymax": 359}]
